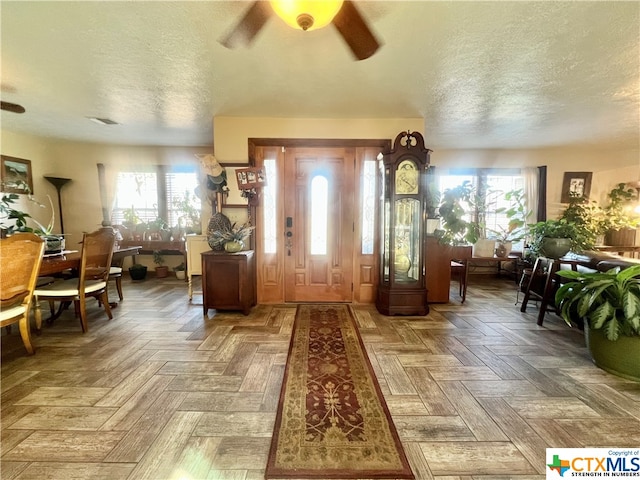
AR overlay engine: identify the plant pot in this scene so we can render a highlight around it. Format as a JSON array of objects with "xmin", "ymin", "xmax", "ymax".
[
  {"xmin": 585, "ymin": 324, "xmax": 640, "ymax": 382},
  {"xmin": 605, "ymin": 228, "xmax": 636, "ymax": 247},
  {"xmin": 473, "ymin": 238, "xmax": 495, "ymax": 258},
  {"xmin": 495, "ymin": 241, "xmax": 512, "ymax": 257},
  {"xmin": 224, "ymin": 240, "xmax": 244, "ymax": 253},
  {"xmin": 155, "ymin": 265, "xmax": 169, "ymax": 278},
  {"xmin": 43, "ymin": 235, "xmax": 65, "ymax": 254},
  {"xmin": 129, "ymin": 265, "xmax": 147, "ymax": 280},
  {"xmin": 175, "ymin": 270, "xmax": 186, "ymax": 280},
  {"xmin": 540, "ymin": 237, "xmax": 571, "ymax": 259}
]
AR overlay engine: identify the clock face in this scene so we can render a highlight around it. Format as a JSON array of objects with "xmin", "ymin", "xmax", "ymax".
[{"xmin": 395, "ymin": 160, "xmax": 419, "ymax": 194}]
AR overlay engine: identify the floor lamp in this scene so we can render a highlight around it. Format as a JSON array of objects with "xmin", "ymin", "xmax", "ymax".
[{"xmin": 44, "ymin": 176, "xmax": 72, "ymax": 234}]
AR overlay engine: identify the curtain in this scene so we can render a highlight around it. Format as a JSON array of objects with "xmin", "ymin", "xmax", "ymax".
[
  {"xmin": 97, "ymin": 163, "xmax": 119, "ymax": 225},
  {"xmin": 523, "ymin": 167, "xmax": 540, "ymax": 224}
]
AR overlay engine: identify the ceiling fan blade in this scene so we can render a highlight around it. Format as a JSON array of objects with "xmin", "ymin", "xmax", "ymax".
[
  {"xmin": 1, "ymin": 101, "xmax": 25, "ymax": 114},
  {"xmin": 332, "ymin": 0, "xmax": 381, "ymax": 61},
  {"xmin": 219, "ymin": 1, "xmax": 271, "ymax": 49}
]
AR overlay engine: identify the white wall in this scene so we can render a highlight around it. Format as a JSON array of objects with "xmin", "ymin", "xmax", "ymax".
[
  {"xmin": 3, "ymin": 123, "xmax": 638, "ymax": 241},
  {"xmin": 433, "ymin": 146, "xmax": 639, "ymax": 218},
  {"xmin": 1, "ymin": 130, "xmax": 212, "ymax": 269},
  {"xmin": 212, "ymin": 116, "xmax": 424, "ymax": 161}
]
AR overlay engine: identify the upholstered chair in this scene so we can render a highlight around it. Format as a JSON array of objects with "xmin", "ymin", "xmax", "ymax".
[{"xmin": 33, "ymin": 227, "xmax": 116, "ymax": 333}]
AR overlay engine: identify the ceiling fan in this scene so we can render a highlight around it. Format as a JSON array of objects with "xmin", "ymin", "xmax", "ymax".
[
  {"xmin": 220, "ymin": 0, "xmax": 381, "ymax": 61},
  {"xmin": 1, "ymin": 101, "xmax": 25, "ymax": 114}
]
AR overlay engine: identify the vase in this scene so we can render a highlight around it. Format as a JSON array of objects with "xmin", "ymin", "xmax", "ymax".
[
  {"xmin": 207, "ymin": 212, "xmax": 232, "ymax": 250},
  {"xmin": 224, "ymin": 240, "xmax": 244, "ymax": 253}
]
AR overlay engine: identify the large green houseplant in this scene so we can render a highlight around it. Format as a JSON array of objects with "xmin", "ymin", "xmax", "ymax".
[
  {"xmin": 433, "ymin": 181, "xmax": 480, "ymax": 246},
  {"xmin": 555, "ymin": 265, "xmax": 640, "ymax": 381}
]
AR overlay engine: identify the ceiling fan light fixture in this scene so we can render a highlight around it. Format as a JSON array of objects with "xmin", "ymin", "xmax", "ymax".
[{"xmin": 270, "ymin": 0, "xmax": 344, "ymax": 31}]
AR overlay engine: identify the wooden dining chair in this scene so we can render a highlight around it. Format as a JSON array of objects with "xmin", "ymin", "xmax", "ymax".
[
  {"xmin": 450, "ymin": 258, "xmax": 469, "ymax": 303},
  {"xmin": 0, "ymin": 233, "xmax": 46, "ymax": 354},
  {"xmin": 33, "ymin": 227, "xmax": 116, "ymax": 333}
]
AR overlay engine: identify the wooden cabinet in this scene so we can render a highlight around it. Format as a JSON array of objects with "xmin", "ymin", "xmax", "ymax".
[{"xmin": 202, "ymin": 250, "xmax": 256, "ymax": 315}]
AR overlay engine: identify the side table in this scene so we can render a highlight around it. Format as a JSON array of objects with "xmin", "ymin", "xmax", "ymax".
[{"xmin": 202, "ymin": 250, "xmax": 256, "ymax": 315}]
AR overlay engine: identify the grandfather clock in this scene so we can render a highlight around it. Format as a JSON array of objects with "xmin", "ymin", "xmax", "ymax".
[{"xmin": 376, "ymin": 131, "xmax": 432, "ymax": 316}]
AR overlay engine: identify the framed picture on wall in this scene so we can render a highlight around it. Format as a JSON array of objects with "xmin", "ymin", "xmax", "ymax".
[
  {"xmin": 222, "ymin": 164, "xmax": 249, "ymax": 207},
  {"xmin": 235, "ymin": 166, "xmax": 266, "ymax": 190},
  {"xmin": 1, "ymin": 155, "xmax": 33, "ymax": 194},
  {"xmin": 561, "ymin": 171, "xmax": 592, "ymax": 203}
]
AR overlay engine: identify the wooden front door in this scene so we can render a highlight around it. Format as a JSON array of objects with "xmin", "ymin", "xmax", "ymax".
[{"xmin": 283, "ymin": 147, "xmax": 355, "ymax": 302}]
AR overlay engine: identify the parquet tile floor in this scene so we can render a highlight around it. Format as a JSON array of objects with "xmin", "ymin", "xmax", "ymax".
[{"xmin": 1, "ymin": 275, "xmax": 639, "ymax": 480}]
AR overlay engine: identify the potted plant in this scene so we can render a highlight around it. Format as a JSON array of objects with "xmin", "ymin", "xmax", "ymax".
[
  {"xmin": 559, "ymin": 193, "xmax": 606, "ymax": 247},
  {"xmin": 172, "ymin": 190, "xmax": 202, "ymax": 235},
  {"xmin": 173, "ymin": 262, "xmax": 186, "ymax": 280},
  {"xmin": 128, "ymin": 263, "xmax": 148, "ymax": 281},
  {"xmin": 602, "ymin": 183, "xmax": 639, "ymax": 246},
  {"xmin": 555, "ymin": 265, "xmax": 640, "ymax": 381},
  {"xmin": 1, "ymin": 190, "xmax": 64, "ymax": 252},
  {"xmin": 528, "ymin": 218, "xmax": 592, "ymax": 259},
  {"xmin": 487, "ymin": 188, "xmax": 531, "ymax": 257},
  {"xmin": 433, "ymin": 181, "xmax": 480, "ymax": 246},
  {"xmin": 147, "ymin": 217, "xmax": 171, "ymax": 241},
  {"xmin": 153, "ymin": 250, "xmax": 169, "ymax": 278}
]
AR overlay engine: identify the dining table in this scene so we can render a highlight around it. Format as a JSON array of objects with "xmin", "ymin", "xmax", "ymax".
[{"xmin": 39, "ymin": 245, "xmax": 141, "ymax": 276}]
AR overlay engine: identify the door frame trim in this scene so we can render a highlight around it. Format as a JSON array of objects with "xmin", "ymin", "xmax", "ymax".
[{"xmin": 248, "ymin": 138, "xmax": 391, "ymax": 304}]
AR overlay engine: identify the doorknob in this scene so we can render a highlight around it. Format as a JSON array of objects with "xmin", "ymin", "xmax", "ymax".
[{"xmin": 285, "ymin": 230, "xmax": 293, "ymax": 256}]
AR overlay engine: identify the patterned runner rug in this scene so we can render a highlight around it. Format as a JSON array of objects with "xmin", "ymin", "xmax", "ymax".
[{"xmin": 266, "ymin": 304, "xmax": 414, "ymax": 479}]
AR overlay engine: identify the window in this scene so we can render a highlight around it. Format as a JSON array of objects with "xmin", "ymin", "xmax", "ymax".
[
  {"xmin": 111, "ymin": 166, "xmax": 200, "ymax": 229},
  {"xmin": 262, "ymin": 159, "xmax": 277, "ymax": 254},
  {"xmin": 437, "ymin": 168, "xmax": 525, "ymax": 247},
  {"xmin": 310, "ymin": 175, "xmax": 328, "ymax": 255},
  {"xmin": 360, "ymin": 159, "xmax": 376, "ymax": 254}
]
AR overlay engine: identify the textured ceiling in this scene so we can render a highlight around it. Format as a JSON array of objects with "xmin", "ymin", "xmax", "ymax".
[{"xmin": 1, "ymin": 1, "xmax": 638, "ymax": 149}]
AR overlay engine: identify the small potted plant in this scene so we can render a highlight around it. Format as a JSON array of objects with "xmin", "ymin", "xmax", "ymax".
[
  {"xmin": 153, "ymin": 250, "xmax": 169, "ymax": 278},
  {"xmin": 173, "ymin": 262, "xmax": 186, "ymax": 280},
  {"xmin": 555, "ymin": 265, "xmax": 640, "ymax": 381}
]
